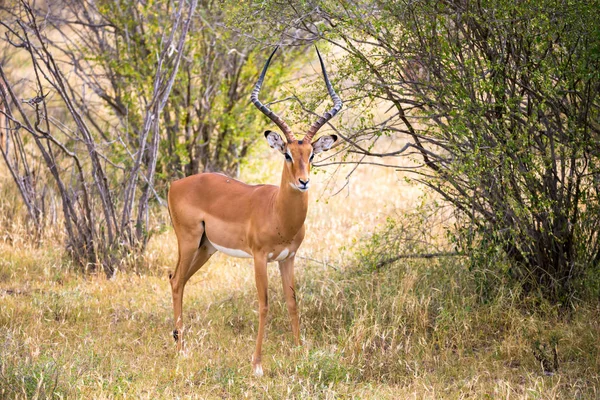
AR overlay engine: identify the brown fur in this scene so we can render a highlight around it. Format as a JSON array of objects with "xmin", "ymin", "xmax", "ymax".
[{"xmin": 167, "ymin": 134, "xmax": 337, "ymax": 375}]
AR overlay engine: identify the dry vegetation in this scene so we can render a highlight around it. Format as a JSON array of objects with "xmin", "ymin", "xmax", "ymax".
[
  {"xmin": 1, "ymin": 154, "xmax": 599, "ymax": 399},
  {"xmin": 1, "ymin": 0, "xmax": 598, "ymax": 397}
]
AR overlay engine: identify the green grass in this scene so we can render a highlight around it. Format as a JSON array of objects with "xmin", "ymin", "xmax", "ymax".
[{"xmin": 1, "ymin": 240, "xmax": 598, "ymax": 399}]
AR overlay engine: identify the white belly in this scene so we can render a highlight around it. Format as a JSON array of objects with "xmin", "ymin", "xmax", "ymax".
[
  {"xmin": 275, "ymin": 248, "xmax": 289, "ymax": 261},
  {"xmin": 209, "ymin": 240, "xmax": 252, "ymax": 258},
  {"xmin": 267, "ymin": 249, "xmax": 295, "ymax": 261}
]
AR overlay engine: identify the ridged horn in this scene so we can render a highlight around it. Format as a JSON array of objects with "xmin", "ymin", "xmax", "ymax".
[
  {"xmin": 304, "ymin": 46, "xmax": 343, "ymax": 142},
  {"xmin": 251, "ymin": 46, "xmax": 296, "ymax": 142}
]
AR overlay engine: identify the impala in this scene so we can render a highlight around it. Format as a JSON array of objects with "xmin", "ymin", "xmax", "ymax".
[{"xmin": 167, "ymin": 46, "xmax": 342, "ymax": 376}]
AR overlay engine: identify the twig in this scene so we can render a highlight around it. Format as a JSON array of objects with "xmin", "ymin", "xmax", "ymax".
[
  {"xmin": 296, "ymin": 255, "xmax": 339, "ymax": 271},
  {"xmin": 376, "ymin": 252, "xmax": 462, "ymax": 269}
]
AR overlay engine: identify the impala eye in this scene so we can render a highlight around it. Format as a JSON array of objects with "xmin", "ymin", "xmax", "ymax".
[{"xmin": 285, "ymin": 152, "xmax": 292, "ymax": 162}]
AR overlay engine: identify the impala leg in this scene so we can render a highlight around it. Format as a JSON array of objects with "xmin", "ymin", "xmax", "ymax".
[
  {"xmin": 170, "ymin": 240, "xmax": 195, "ymax": 352},
  {"xmin": 170, "ymin": 231, "xmax": 213, "ymax": 352},
  {"xmin": 279, "ymin": 257, "xmax": 300, "ymax": 346},
  {"xmin": 252, "ymin": 254, "xmax": 269, "ymax": 377}
]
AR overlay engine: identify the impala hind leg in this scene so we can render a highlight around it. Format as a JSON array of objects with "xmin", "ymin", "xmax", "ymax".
[
  {"xmin": 170, "ymin": 229, "xmax": 214, "ymax": 352},
  {"xmin": 279, "ymin": 257, "xmax": 300, "ymax": 346}
]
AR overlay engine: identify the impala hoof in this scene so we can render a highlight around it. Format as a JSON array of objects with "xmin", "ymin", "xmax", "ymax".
[{"xmin": 252, "ymin": 355, "xmax": 264, "ymax": 377}]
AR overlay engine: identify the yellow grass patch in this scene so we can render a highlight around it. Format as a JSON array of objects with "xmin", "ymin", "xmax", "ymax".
[{"xmin": 1, "ymin": 152, "xmax": 599, "ymax": 398}]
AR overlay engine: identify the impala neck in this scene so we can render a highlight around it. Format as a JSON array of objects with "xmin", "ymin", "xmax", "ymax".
[{"xmin": 274, "ymin": 162, "xmax": 309, "ymax": 238}]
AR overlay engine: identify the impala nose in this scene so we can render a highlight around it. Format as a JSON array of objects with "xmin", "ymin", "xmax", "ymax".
[{"xmin": 298, "ymin": 178, "xmax": 310, "ymax": 188}]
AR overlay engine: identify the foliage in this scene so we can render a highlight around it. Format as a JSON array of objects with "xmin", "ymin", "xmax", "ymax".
[
  {"xmin": 0, "ymin": 0, "xmax": 197, "ymax": 274},
  {"xmin": 356, "ymin": 199, "xmax": 453, "ymax": 270},
  {"xmin": 259, "ymin": 0, "xmax": 600, "ymax": 302},
  {"xmin": 0, "ymin": 0, "xmax": 304, "ymax": 271},
  {"xmin": 45, "ymin": 0, "xmax": 300, "ymax": 180}
]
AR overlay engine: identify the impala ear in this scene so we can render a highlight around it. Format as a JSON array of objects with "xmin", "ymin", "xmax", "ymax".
[
  {"xmin": 264, "ymin": 130, "xmax": 286, "ymax": 153},
  {"xmin": 312, "ymin": 134, "xmax": 338, "ymax": 154}
]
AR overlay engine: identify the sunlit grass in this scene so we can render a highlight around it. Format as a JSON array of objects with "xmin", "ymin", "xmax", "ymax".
[
  {"xmin": 1, "ymin": 153, "xmax": 599, "ymax": 398},
  {"xmin": 1, "ymin": 242, "xmax": 598, "ymax": 398}
]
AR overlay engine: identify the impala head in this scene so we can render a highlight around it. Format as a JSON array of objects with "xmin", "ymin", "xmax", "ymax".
[
  {"xmin": 264, "ymin": 130, "xmax": 337, "ymax": 192},
  {"xmin": 252, "ymin": 46, "xmax": 342, "ymax": 192}
]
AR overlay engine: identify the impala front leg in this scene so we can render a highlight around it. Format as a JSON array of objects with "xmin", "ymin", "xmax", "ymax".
[
  {"xmin": 279, "ymin": 256, "xmax": 300, "ymax": 346},
  {"xmin": 252, "ymin": 253, "xmax": 269, "ymax": 376}
]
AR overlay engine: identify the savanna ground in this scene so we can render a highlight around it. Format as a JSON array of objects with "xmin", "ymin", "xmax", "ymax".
[{"xmin": 1, "ymin": 154, "xmax": 599, "ymax": 399}]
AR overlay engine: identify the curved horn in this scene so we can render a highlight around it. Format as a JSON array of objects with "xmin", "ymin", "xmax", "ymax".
[
  {"xmin": 251, "ymin": 46, "xmax": 296, "ymax": 142},
  {"xmin": 304, "ymin": 46, "xmax": 343, "ymax": 142}
]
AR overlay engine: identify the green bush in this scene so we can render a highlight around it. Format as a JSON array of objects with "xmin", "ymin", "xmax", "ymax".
[{"xmin": 265, "ymin": 0, "xmax": 600, "ymax": 302}]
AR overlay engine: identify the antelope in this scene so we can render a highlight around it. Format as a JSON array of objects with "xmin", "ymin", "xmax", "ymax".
[{"xmin": 167, "ymin": 46, "xmax": 342, "ymax": 376}]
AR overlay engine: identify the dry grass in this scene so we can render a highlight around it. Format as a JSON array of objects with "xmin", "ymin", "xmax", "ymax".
[{"xmin": 1, "ymin": 156, "xmax": 599, "ymax": 399}]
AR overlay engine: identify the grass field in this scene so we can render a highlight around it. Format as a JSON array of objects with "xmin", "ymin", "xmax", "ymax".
[{"xmin": 1, "ymin": 162, "xmax": 599, "ymax": 399}]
